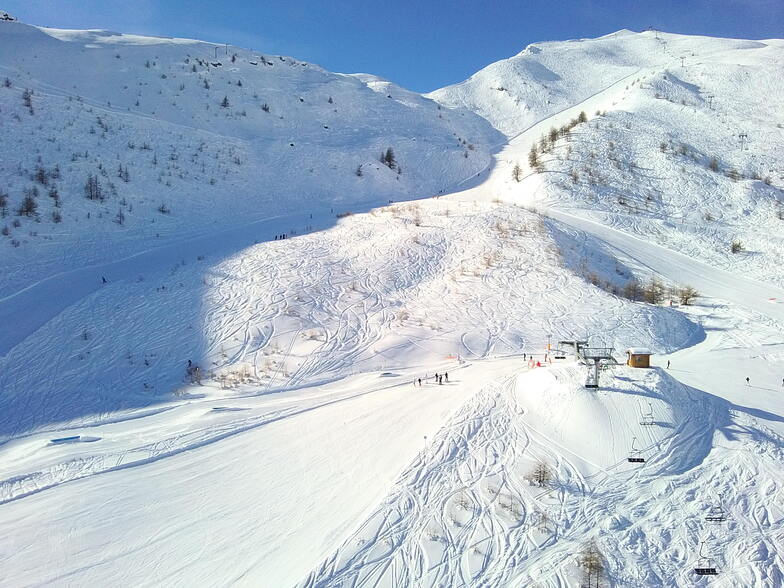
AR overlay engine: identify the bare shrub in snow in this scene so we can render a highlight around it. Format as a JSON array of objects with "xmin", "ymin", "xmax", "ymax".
[
  {"xmin": 578, "ymin": 540, "xmax": 606, "ymax": 588},
  {"xmin": 525, "ymin": 460, "xmax": 554, "ymax": 487},
  {"xmin": 678, "ymin": 286, "xmax": 700, "ymax": 305},
  {"xmin": 643, "ymin": 276, "xmax": 666, "ymax": 304},
  {"xmin": 731, "ymin": 239, "xmax": 744, "ymax": 253}
]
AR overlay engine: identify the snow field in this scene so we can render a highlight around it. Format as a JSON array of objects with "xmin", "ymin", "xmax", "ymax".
[
  {"xmin": 0, "ymin": 198, "xmax": 697, "ymax": 492},
  {"xmin": 0, "ymin": 22, "xmax": 782, "ymax": 587},
  {"xmin": 305, "ymin": 361, "xmax": 784, "ymax": 587}
]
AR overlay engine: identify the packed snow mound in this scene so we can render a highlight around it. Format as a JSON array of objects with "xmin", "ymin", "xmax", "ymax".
[
  {"xmin": 0, "ymin": 20, "xmax": 501, "ymax": 295},
  {"xmin": 428, "ymin": 29, "xmax": 780, "ymax": 137}
]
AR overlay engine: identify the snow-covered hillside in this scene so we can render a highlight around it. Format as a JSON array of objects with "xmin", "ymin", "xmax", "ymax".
[
  {"xmin": 431, "ymin": 30, "xmax": 784, "ymax": 289},
  {"xmin": 1, "ymin": 21, "xmax": 783, "ymax": 587},
  {"xmin": 0, "ymin": 20, "xmax": 500, "ymax": 295}
]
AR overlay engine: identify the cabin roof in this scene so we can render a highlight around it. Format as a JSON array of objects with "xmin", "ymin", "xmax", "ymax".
[{"xmin": 626, "ymin": 347, "xmax": 652, "ymax": 355}]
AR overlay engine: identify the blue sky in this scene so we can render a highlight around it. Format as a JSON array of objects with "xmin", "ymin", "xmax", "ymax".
[{"xmin": 4, "ymin": 1, "xmax": 781, "ymax": 92}]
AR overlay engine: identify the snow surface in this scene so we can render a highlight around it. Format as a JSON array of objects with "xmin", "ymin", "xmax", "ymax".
[{"xmin": 1, "ymin": 22, "xmax": 783, "ymax": 587}]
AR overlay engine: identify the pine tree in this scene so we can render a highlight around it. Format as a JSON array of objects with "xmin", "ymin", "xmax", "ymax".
[
  {"xmin": 221, "ymin": 95, "xmax": 230, "ymax": 108},
  {"xmin": 384, "ymin": 147, "xmax": 396, "ymax": 169},
  {"xmin": 22, "ymin": 88, "xmax": 33, "ymax": 114},
  {"xmin": 34, "ymin": 166, "xmax": 48, "ymax": 185},
  {"xmin": 578, "ymin": 110, "xmax": 587, "ymax": 123},
  {"xmin": 84, "ymin": 174, "xmax": 103, "ymax": 201},
  {"xmin": 17, "ymin": 193, "xmax": 37, "ymax": 217},
  {"xmin": 528, "ymin": 146, "xmax": 539, "ymax": 170},
  {"xmin": 0, "ymin": 191, "xmax": 8, "ymax": 217},
  {"xmin": 512, "ymin": 163, "xmax": 522, "ymax": 182}
]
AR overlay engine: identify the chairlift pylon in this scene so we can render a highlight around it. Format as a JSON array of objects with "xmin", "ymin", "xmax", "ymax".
[
  {"xmin": 627, "ymin": 436, "xmax": 645, "ymax": 463},
  {"xmin": 694, "ymin": 541, "xmax": 718, "ymax": 576}
]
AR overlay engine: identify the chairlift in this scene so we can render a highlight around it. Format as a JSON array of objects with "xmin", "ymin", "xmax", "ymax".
[
  {"xmin": 694, "ymin": 541, "xmax": 718, "ymax": 576},
  {"xmin": 627, "ymin": 436, "xmax": 645, "ymax": 463},
  {"xmin": 705, "ymin": 495, "xmax": 727, "ymax": 523},
  {"xmin": 640, "ymin": 402, "xmax": 655, "ymax": 426}
]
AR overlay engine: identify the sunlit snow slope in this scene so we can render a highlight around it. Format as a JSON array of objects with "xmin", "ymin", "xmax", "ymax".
[
  {"xmin": 1, "ymin": 21, "xmax": 783, "ymax": 588},
  {"xmin": 0, "ymin": 20, "xmax": 501, "ymax": 295},
  {"xmin": 432, "ymin": 29, "xmax": 784, "ymax": 288}
]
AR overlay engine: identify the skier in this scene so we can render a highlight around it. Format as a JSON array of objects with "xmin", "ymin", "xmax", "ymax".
[
  {"xmin": 523, "ymin": 353, "xmax": 527, "ymax": 361},
  {"xmin": 438, "ymin": 375, "xmax": 443, "ymax": 385},
  {"xmin": 746, "ymin": 377, "xmax": 750, "ymax": 386},
  {"xmin": 667, "ymin": 360, "xmax": 670, "ymax": 369},
  {"xmin": 418, "ymin": 378, "xmax": 422, "ymax": 387},
  {"xmin": 444, "ymin": 372, "xmax": 448, "ymax": 382},
  {"xmin": 101, "ymin": 276, "xmax": 107, "ymax": 284},
  {"xmin": 434, "ymin": 372, "xmax": 439, "ymax": 383}
]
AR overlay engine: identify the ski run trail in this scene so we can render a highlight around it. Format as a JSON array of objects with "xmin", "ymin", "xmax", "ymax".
[{"xmin": 1, "ymin": 24, "xmax": 784, "ymax": 588}]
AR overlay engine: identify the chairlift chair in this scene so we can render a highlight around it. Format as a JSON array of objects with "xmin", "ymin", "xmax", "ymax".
[
  {"xmin": 705, "ymin": 496, "xmax": 727, "ymax": 523},
  {"xmin": 640, "ymin": 402, "xmax": 655, "ymax": 426},
  {"xmin": 627, "ymin": 436, "xmax": 645, "ymax": 463},
  {"xmin": 694, "ymin": 542, "xmax": 719, "ymax": 575}
]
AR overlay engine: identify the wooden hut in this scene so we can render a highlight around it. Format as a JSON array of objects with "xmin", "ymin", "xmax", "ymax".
[{"xmin": 626, "ymin": 347, "xmax": 652, "ymax": 368}]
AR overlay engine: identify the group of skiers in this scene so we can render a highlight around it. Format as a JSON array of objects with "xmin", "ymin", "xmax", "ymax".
[{"xmin": 413, "ymin": 372, "xmax": 449, "ymax": 387}]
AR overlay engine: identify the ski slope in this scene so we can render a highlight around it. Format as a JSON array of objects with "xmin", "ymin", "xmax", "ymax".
[{"xmin": 1, "ymin": 22, "xmax": 782, "ymax": 587}]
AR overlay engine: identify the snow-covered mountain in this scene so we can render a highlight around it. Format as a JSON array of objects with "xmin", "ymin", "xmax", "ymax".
[
  {"xmin": 432, "ymin": 29, "xmax": 784, "ymax": 288},
  {"xmin": 2, "ymin": 21, "xmax": 783, "ymax": 588},
  {"xmin": 0, "ymin": 20, "xmax": 500, "ymax": 295}
]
